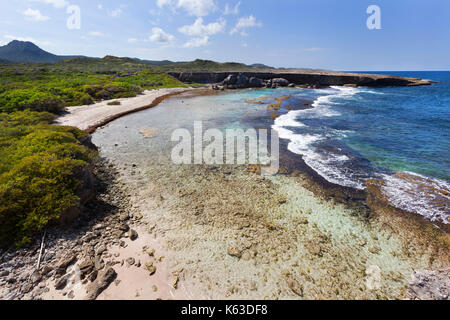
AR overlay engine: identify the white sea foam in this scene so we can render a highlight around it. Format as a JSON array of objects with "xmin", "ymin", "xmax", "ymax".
[
  {"xmin": 272, "ymin": 86, "xmax": 366, "ymax": 189},
  {"xmin": 273, "ymin": 110, "xmax": 305, "ymax": 128},
  {"xmin": 381, "ymin": 172, "xmax": 450, "ymax": 224}
]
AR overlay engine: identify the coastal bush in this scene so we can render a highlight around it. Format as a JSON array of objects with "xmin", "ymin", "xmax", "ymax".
[
  {"xmin": 0, "ymin": 61, "xmax": 188, "ymax": 113},
  {"xmin": 0, "ymin": 89, "xmax": 64, "ymax": 114},
  {"xmin": 0, "ymin": 111, "xmax": 96, "ymax": 247}
]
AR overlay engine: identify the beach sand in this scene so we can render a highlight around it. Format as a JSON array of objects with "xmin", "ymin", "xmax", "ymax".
[{"xmin": 56, "ymin": 88, "xmax": 194, "ymax": 132}]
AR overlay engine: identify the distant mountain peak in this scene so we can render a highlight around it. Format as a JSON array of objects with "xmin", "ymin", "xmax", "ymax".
[{"xmin": 0, "ymin": 39, "xmax": 85, "ymax": 64}]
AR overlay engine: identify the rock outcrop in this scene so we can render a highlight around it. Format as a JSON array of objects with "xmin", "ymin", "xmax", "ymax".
[{"xmin": 168, "ymin": 71, "xmax": 433, "ymax": 88}]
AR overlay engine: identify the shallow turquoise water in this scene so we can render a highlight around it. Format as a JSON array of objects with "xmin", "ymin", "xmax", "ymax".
[{"xmin": 93, "ymin": 74, "xmax": 449, "ymax": 224}]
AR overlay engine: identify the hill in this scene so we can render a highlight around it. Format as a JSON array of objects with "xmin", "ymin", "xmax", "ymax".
[
  {"xmin": 0, "ymin": 57, "xmax": 13, "ymax": 65},
  {"xmin": 0, "ymin": 40, "xmax": 276, "ymax": 71},
  {"xmin": 0, "ymin": 40, "xmax": 85, "ymax": 63}
]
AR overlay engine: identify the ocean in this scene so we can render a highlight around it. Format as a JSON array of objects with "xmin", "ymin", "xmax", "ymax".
[{"xmin": 273, "ymin": 71, "xmax": 450, "ymax": 224}]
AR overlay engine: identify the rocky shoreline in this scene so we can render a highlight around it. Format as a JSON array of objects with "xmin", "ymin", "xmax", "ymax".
[
  {"xmin": 0, "ymin": 159, "xmax": 137, "ymax": 300},
  {"xmin": 169, "ymin": 71, "xmax": 434, "ymax": 88}
]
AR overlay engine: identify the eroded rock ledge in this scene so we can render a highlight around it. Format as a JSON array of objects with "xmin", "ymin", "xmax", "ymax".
[{"xmin": 168, "ymin": 71, "xmax": 433, "ymax": 88}]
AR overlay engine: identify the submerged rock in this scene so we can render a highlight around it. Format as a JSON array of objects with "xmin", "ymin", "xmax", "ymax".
[
  {"xmin": 285, "ymin": 275, "xmax": 303, "ymax": 297},
  {"xmin": 405, "ymin": 269, "xmax": 450, "ymax": 300},
  {"xmin": 227, "ymin": 246, "xmax": 242, "ymax": 258}
]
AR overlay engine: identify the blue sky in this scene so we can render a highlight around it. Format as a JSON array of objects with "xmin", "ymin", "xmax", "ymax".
[{"xmin": 1, "ymin": 0, "xmax": 449, "ymax": 70}]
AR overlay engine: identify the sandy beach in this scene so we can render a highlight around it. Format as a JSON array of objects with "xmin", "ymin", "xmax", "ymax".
[{"xmin": 56, "ymin": 88, "xmax": 194, "ymax": 133}]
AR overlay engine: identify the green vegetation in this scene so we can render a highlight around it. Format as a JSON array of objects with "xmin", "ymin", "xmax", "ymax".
[
  {"xmin": 158, "ymin": 59, "xmax": 276, "ymax": 72},
  {"xmin": 0, "ymin": 111, "xmax": 97, "ymax": 247},
  {"xmin": 107, "ymin": 101, "xmax": 121, "ymax": 106},
  {"xmin": 0, "ymin": 56, "xmax": 190, "ymax": 114}
]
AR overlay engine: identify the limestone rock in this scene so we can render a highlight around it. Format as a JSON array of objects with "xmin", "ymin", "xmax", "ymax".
[
  {"xmin": 227, "ymin": 246, "xmax": 242, "ymax": 258},
  {"xmin": 84, "ymin": 267, "xmax": 117, "ymax": 300},
  {"xmin": 405, "ymin": 269, "xmax": 450, "ymax": 300},
  {"xmin": 285, "ymin": 276, "xmax": 303, "ymax": 297}
]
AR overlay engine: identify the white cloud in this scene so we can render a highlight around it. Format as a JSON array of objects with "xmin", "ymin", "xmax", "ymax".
[
  {"xmin": 4, "ymin": 35, "xmax": 36, "ymax": 42},
  {"xmin": 178, "ymin": 17, "xmax": 225, "ymax": 37},
  {"xmin": 128, "ymin": 38, "xmax": 138, "ymax": 43},
  {"xmin": 183, "ymin": 36, "xmax": 209, "ymax": 48},
  {"xmin": 156, "ymin": 0, "xmax": 172, "ymax": 8},
  {"xmin": 23, "ymin": 8, "xmax": 49, "ymax": 21},
  {"xmin": 98, "ymin": 4, "xmax": 103, "ymax": 10},
  {"xmin": 178, "ymin": 0, "xmax": 216, "ymax": 16},
  {"xmin": 230, "ymin": 15, "xmax": 262, "ymax": 35},
  {"xmin": 108, "ymin": 8, "xmax": 122, "ymax": 17},
  {"xmin": 4, "ymin": 35, "xmax": 53, "ymax": 46},
  {"xmin": 88, "ymin": 31, "xmax": 105, "ymax": 37},
  {"xmin": 31, "ymin": 0, "xmax": 69, "ymax": 9},
  {"xmin": 149, "ymin": 27, "xmax": 174, "ymax": 44},
  {"xmin": 158, "ymin": 0, "xmax": 216, "ymax": 17},
  {"xmin": 224, "ymin": 2, "xmax": 240, "ymax": 15}
]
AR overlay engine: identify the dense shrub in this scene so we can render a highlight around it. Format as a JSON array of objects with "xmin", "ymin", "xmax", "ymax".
[
  {"xmin": 0, "ymin": 64, "xmax": 188, "ymax": 114},
  {"xmin": 0, "ymin": 89, "xmax": 64, "ymax": 114},
  {"xmin": 0, "ymin": 111, "xmax": 96, "ymax": 247}
]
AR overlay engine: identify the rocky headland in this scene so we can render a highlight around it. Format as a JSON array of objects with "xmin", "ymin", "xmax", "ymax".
[{"xmin": 168, "ymin": 71, "xmax": 433, "ymax": 89}]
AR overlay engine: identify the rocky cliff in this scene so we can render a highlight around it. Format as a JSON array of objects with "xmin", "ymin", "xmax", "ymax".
[{"xmin": 168, "ymin": 71, "xmax": 432, "ymax": 87}]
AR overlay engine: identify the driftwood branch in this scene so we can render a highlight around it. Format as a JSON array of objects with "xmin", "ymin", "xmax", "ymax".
[{"xmin": 36, "ymin": 230, "xmax": 46, "ymax": 271}]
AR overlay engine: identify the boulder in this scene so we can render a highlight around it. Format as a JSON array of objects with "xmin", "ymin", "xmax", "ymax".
[
  {"xmin": 222, "ymin": 74, "xmax": 237, "ymax": 86},
  {"xmin": 272, "ymin": 78, "xmax": 289, "ymax": 87},
  {"xmin": 235, "ymin": 74, "xmax": 249, "ymax": 88},
  {"xmin": 84, "ymin": 267, "xmax": 117, "ymax": 300},
  {"xmin": 249, "ymin": 77, "xmax": 265, "ymax": 88}
]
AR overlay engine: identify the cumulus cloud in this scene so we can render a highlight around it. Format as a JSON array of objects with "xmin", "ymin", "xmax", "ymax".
[
  {"xmin": 4, "ymin": 35, "xmax": 53, "ymax": 46},
  {"xmin": 149, "ymin": 27, "xmax": 174, "ymax": 44},
  {"xmin": 157, "ymin": 0, "xmax": 216, "ymax": 17},
  {"xmin": 178, "ymin": 0, "xmax": 216, "ymax": 16},
  {"xmin": 183, "ymin": 36, "xmax": 209, "ymax": 48},
  {"xmin": 30, "ymin": 0, "xmax": 69, "ymax": 9},
  {"xmin": 224, "ymin": 2, "xmax": 240, "ymax": 15},
  {"xmin": 230, "ymin": 15, "xmax": 262, "ymax": 36},
  {"xmin": 23, "ymin": 8, "xmax": 49, "ymax": 21},
  {"xmin": 4, "ymin": 35, "xmax": 36, "ymax": 42},
  {"xmin": 178, "ymin": 17, "xmax": 225, "ymax": 37}
]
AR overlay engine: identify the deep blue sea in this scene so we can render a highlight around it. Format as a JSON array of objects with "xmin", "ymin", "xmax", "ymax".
[{"xmin": 273, "ymin": 71, "xmax": 449, "ymax": 223}]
